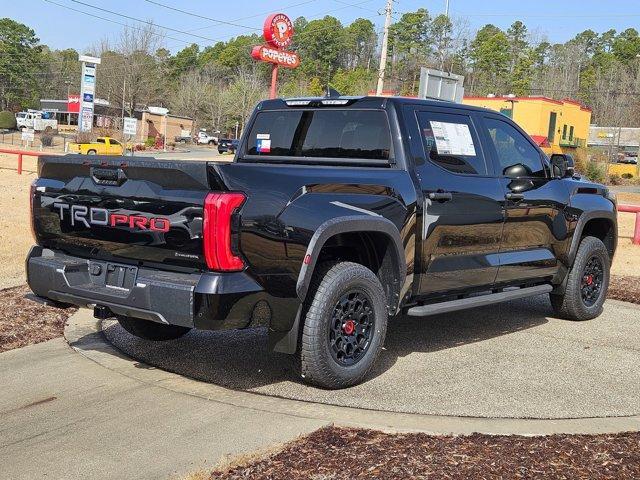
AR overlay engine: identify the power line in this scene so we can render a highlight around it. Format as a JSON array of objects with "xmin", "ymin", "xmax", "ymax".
[
  {"xmin": 142, "ymin": 0, "xmax": 265, "ymax": 33},
  {"xmin": 14, "ymin": 0, "xmax": 383, "ymax": 78},
  {"xmin": 69, "ymin": 0, "xmax": 223, "ymax": 43},
  {"xmin": 42, "ymin": 0, "xmax": 199, "ymax": 46}
]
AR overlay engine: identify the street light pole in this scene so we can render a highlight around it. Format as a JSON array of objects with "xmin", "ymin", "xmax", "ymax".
[{"xmin": 375, "ymin": 0, "xmax": 393, "ymax": 96}]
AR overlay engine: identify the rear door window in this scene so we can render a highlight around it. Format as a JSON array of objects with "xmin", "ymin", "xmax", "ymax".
[
  {"xmin": 246, "ymin": 110, "xmax": 391, "ymax": 161},
  {"xmin": 415, "ymin": 111, "xmax": 487, "ymax": 175}
]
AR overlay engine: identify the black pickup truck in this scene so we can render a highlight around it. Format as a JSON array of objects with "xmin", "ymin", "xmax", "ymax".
[{"xmin": 27, "ymin": 96, "xmax": 617, "ymax": 389}]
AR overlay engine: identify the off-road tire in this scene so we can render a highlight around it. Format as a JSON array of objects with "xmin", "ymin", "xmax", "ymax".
[
  {"xmin": 550, "ymin": 236, "xmax": 610, "ymax": 321},
  {"xmin": 297, "ymin": 261, "xmax": 388, "ymax": 389},
  {"xmin": 117, "ymin": 316, "xmax": 191, "ymax": 341}
]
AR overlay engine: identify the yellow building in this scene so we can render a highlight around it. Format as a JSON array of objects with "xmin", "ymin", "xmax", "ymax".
[{"xmin": 462, "ymin": 95, "xmax": 592, "ymax": 155}]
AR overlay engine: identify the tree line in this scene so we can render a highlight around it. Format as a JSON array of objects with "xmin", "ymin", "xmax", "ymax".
[{"xmin": 1, "ymin": 10, "xmax": 640, "ymax": 134}]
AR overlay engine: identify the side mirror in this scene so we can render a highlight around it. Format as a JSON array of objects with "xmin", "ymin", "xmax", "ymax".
[
  {"xmin": 503, "ymin": 163, "xmax": 530, "ymax": 178},
  {"xmin": 550, "ymin": 154, "xmax": 575, "ymax": 178}
]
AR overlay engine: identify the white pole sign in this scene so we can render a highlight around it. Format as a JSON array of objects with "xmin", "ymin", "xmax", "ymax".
[{"xmin": 78, "ymin": 55, "xmax": 101, "ymax": 133}]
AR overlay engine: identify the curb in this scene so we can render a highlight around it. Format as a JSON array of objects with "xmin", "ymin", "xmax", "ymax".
[{"xmin": 64, "ymin": 308, "xmax": 640, "ymax": 436}]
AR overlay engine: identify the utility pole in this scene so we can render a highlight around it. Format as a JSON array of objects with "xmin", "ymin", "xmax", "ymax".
[
  {"xmin": 121, "ymin": 78, "xmax": 126, "ymax": 121},
  {"xmin": 376, "ymin": 0, "xmax": 393, "ymax": 96}
]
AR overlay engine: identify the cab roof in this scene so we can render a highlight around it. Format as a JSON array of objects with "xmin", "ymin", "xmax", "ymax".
[{"xmin": 258, "ymin": 95, "xmax": 495, "ymax": 114}]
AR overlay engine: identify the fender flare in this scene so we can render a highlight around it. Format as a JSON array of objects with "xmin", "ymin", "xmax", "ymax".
[
  {"xmin": 566, "ymin": 209, "xmax": 617, "ymax": 265},
  {"xmin": 295, "ymin": 215, "xmax": 407, "ymax": 309}
]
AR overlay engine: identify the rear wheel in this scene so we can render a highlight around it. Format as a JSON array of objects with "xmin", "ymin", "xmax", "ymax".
[
  {"xmin": 87, "ymin": 149, "xmax": 97, "ymax": 155},
  {"xmin": 116, "ymin": 316, "xmax": 191, "ymax": 341},
  {"xmin": 297, "ymin": 262, "xmax": 388, "ymax": 389},
  {"xmin": 550, "ymin": 236, "xmax": 610, "ymax": 321}
]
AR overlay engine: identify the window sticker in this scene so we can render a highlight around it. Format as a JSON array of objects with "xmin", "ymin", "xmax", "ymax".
[
  {"xmin": 256, "ymin": 133, "xmax": 270, "ymax": 140},
  {"xmin": 257, "ymin": 139, "xmax": 271, "ymax": 153},
  {"xmin": 429, "ymin": 121, "xmax": 477, "ymax": 156}
]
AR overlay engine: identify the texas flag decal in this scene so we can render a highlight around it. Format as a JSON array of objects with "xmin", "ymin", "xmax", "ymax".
[{"xmin": 257, "ymin": 139, "xmax": 271, "ymax": 153}]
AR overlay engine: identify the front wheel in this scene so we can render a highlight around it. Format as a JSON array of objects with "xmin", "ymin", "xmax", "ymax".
[
  {"xmin": 297, "ymin": 262, "xmax": 388, "ymax": 389},
  {"xmin": 550, "ymin": 236, "xmax": 610, "ymax": 321},
  {"xmin": 117, "ymin": 316, "xmax": 191, "ymax": 341}
]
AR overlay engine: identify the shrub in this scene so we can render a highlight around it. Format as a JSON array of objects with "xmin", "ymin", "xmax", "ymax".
[
  {"xmin": 0, "ymin": 111, "xmax": 17, "ymax": 130},
  {"xmin": 75, "ymin": 132, "xmax": 93, "ymax": 144},
  {"xmin": 585, "ymin": 160, "xmax": 607, "ymax": 183},
  {"xmin": 608, "ymin": 174, "xmax": 623, "ymax": 185},
  {"xmin": 573, "ymin": 148, "xmax": 588, "ymax": 174},
  {"xmin": 40, "ymin": 129, "xmax": 54, "ymax": 147},
  {"xmin": 144, "ymin": 137, "xmax": 155, "ymax": 147}
]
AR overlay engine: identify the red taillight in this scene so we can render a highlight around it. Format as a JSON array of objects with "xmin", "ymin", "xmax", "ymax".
[{"xmin": 203, "ymin": 192, "xmax": 246, "ymax": 271}]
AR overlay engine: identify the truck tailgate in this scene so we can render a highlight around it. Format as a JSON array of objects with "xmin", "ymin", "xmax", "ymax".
[{"xmin": 33, "ymin": 155, "xmax": 211, "ymax": 271}]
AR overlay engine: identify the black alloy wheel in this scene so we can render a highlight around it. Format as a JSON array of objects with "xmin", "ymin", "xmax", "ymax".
[
  {"xmin": 328, "ymin": 291, "xmax": 375, "ymax": 366},
  {"xmin": 581, "ymin": 256, "xmax": 604, "ymax": 307},
  {"xmin": 549, "ymin": 235, "xmax": 610, "ymax": 321}
]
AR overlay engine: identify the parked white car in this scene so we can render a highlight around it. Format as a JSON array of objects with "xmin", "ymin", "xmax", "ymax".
[
  {"xmin": 197, "ymin": 130, "xmax": 219, "ymax": 145},
  {"xmin": 16, "ymin": 110, "xmax": 58, "ymax": 132}
]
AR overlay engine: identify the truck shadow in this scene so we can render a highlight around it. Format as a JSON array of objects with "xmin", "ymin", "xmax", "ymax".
[{"xmin": 99, "ymin": 295, "xmax": 552, "ymax": 391}]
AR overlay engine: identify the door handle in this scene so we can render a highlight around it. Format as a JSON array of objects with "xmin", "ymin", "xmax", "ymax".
[
  {"xmin": 505, "ymin": 192, "xmax": 525, "ymax": 201},
  {"xmin": 428, "ymin": 191, "xmax": 452, "ymax": 201}
]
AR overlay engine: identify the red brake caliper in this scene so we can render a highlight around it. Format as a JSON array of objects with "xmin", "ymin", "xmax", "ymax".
[
  {"xmin": 584, "ymin": 274, "xmax": 594, "ymax": 286},
  {"xmin": 343, "ymin": 319, "xmax": 355, "ymax": 335}
]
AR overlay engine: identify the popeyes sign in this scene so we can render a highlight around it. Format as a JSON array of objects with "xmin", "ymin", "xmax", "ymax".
[
  {"xmin": 252, "ymin": 13, "xmax": 299, "ymax": 98},
  {"xmin": 251, "ymin": 13, "xmax": 298, "ymax": 68},
  {"xmin": 251, "ymin": 46, "xmax": 300, "ymax": 68}
]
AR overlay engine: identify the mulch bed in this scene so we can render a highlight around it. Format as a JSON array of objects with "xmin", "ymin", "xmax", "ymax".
[
  {"xmin": 210, "ymin": 426, "xmax": 640, "ymax": 480},
  {"xmin": 609, "ymin": 275, "xmax": 640, "ymax": 305},
  {"xmin": 0, "ymin": 284, "xmax": 76, "ymax": 353}
]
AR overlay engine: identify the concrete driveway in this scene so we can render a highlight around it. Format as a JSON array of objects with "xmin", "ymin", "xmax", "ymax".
[
  {"xmin": 0, "ymin": 337, "xmax": 324, "ymax": 480},
  {"xmin": 2, "ymin": 296, "xmax": 639, "ymax": 480},
  {"xmin": 104, "ymin": 295, "xmax": 640, "ymax": 419}
]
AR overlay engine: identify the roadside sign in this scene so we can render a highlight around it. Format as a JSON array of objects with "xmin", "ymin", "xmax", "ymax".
[
  {"xmin": 251, "ymin": 46, "xmax": 300, "ymax": 68},
  {"xmin": 80, "ymin": 107, "xmax": 93, "ymax": 131},
  {"xmin": 67, "ymin": 94, "xmax": 80, "ymax": 113},
  {"xmin": 123, "ymin": 117, "xmax": 137, "ymax": 136},
  {"xmin": 252, "ymin": 12, "xmax": 299, "ymax": 99},
  {"xmin": 263, "ymin": 13, "xmax": 294, "ymax": 49},
  {"xmin": 78, "ymin": 57, "xmax": 100, "ymax": 132},
  {"xmin": 21, "ymin": 128, "xmax": 35, "ymax": 142}
]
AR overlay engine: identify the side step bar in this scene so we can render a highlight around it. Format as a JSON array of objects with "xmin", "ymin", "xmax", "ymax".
[{"xmin": 407, "ymin": 284, "xmax": 553, "ymax": 317}]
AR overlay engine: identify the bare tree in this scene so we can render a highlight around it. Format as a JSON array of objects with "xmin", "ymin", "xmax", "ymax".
[
  {"xmin": 221, "ymin": 65, "xmax": 268, "ymax": 135},
  {"xmin": 95, "ymin": 23, "xmax": 166, "ymax": 120},
  {"xmin": 169, "ymin": 69, "xmax": 212, "ymax": 131}
]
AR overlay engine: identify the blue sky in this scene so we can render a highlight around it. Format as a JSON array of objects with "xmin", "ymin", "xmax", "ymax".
[{"xmin": 6, "ymin": 0, "xmax": 640, "ymax": 53}]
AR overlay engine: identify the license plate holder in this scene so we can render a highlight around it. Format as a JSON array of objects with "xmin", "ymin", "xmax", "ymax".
[{"xmin": 104, "ymin": 263, "xmax": 137, "ymax": 290}]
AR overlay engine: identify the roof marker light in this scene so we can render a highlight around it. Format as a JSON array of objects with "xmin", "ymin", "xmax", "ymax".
[
  {"xmin": 285, "ymin": 100, "xmax": 312, "ymax": 106},
  {"xmin": 321, "ymin": 99, "xmax": 349, "ymax": 105}
]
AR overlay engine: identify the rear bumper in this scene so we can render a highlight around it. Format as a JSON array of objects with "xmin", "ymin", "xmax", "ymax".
[{"xmin": 26, "ymin": 246, "xmax": 267, "ymax": 330}]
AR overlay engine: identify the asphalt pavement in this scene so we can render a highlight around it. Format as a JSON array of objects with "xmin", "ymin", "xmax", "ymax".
[{"xmin": 104, "ymin": 295, "xmax": 640, "ymax": 420}]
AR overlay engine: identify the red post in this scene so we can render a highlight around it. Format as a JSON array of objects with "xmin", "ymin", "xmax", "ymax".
[
  {"xmin": 270, "ymin": 64, "xmax": 279, "ymax": 99},
  {"xmin": 17, "ymin": 153, "xmax": 22, "ymax": 175},
  {"xmin": 634, "ymin": 212, "xmax": 640, "ymax": 245}
]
